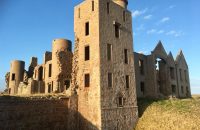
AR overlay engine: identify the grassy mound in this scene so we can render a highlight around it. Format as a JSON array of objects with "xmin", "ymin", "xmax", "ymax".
[{"xmin": 135, "ymin": 95, "xmax": 200, "ymax": 130}]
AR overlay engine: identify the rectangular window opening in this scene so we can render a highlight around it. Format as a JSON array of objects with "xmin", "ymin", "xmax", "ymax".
[
  {"xmin": 65, "ymin": 80, "xmax": 70, "ymax": 90},
  {"xmin": 115, "ymin": 24, "xmax": 120, "ymax": 38},
  {"xmin": 107, "ymin": 44, "xmax": 112, "ymax": 61},
  {"xmin": 85, "ymin": 22, "xmax": 89, "ymax": 36},
  {"xmin": 124, "ymin": 49, "xmax": 128, "ymax": 64},
  {"xmin": 184, "ymin": 70, "xmax": 187, "ymax": 82},
  {"xmin": 181, "ymin": 86, "xmax": 184, "ymax": 94},
  {"xmin": 170, "ymin": 67, "xmax": 175, "ymax": 79},
  {"xmin": 108, "ymin": 73, "xmax": 113, "ymax": 88},
  {"xmin": 139, "ymin": 60, "xmax": 144, "ymax": 75},
  {"xmin": 126, "ymin": 75, "xmax": 130, "ymax": 89},
  {"xmin": 85, "ymin": 46, "xmax": 90, "ymax": 61},
  {"xmin": 49, "ymin": 64, "xmax": 52, "ymax": 77},
  {"xmin": 12, "ymin": 73, "xmax": 15, "ymax": 81},
  {"xmin": 78, "ymin": 8, "xmax": 80, "ymax": 18},
  {"xmin": 92, "ymin": 1, "xmax": 94, "ymax": 11},
  {"xmin": 118, "ymin": 97, "xmax": 124, "ymax": 107},
  {"xmin": 85, "ymin": 74, "xmax": 90, "ymax": 87},
  {"xmin": 140, "ymin": 82, "xmax": 145, "ymax": 95},
  {"xmin": 179, "ymin": 69, "xmax": 183, "ymax": 81},
  {"xmin": 107, "ymin": 2, "xmax": 110, "ymax": 14}
]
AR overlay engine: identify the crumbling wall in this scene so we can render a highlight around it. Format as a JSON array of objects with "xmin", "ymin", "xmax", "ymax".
[{"xmin": 0, "ymin": 95, "xmax": 78, "ymax": 130}]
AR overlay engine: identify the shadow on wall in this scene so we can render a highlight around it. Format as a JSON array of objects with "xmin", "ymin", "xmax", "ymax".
[{"xmin": 0, "ymin": 95, "xmax": 98, "ymax": 130}]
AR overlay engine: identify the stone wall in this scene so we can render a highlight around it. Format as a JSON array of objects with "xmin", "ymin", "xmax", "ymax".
[{"xmin": 0, "ymin": 95, "xmax": 78, "ymax": 130}]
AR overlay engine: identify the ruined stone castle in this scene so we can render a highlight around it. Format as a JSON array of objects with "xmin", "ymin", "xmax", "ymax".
[{"xmin": 4, "ymin": 0, "xmax": 191, "ymax": 129}]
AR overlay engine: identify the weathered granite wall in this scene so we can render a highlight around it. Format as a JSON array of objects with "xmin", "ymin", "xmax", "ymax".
[{"xmin": 0, "ymin": 95, "xmax": 78, "ymax": 130}]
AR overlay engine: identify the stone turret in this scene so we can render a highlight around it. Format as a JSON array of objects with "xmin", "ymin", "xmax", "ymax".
[
  {"xmin": 113, "ymin": 0, "xmax": 128, "ymax": 8},
  {"xmin": 9, "ymin": 60, "xmax": 25, "ymax": 94}
]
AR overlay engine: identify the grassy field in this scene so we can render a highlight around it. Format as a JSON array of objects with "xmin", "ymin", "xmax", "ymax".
[{"xmin": 135, "ymin": 95, "xmax": 200, "ymax": 130}]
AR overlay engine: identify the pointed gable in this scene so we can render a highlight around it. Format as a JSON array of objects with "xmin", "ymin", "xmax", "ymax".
[
  {"xmin": 152, "ymin": 41, "xmax": 168, "ymax": 60},
  {"xmin": 175, "ymin": 50, "xmax": 188, "ymax": 68},
  {"xmin": 167, "ymin": 52, "xmax": 175, "ymax": 66}
]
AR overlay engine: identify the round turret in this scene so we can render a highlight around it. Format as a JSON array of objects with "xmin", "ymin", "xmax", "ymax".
[
  {"xmin": 52, "ymin": 39, "xmax": 73, "ymax": 92},
  {"xmin": 9, "ymin": 60, "xmax": 25, "ymax": 94},
  {"xmin": 113, "ymin": 0, "xmax": 128, "ymax": 8}
]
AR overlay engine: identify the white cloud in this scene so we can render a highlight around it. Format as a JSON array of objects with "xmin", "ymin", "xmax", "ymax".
[
  {"xmin": 132, "ymin": 8, "xmax": 148, "ymax": 18},
  {"xmin": 144, "ymin": 15, "xmax": 152, "ymax": 20},
  {"xmin": 160, "ymin": 17, "xmax": 170, "ymax": 23},
  {"xmin": 166, "ymin": 30, "xmax": 184, "ymax": 37},
  {"xmin": 147, "ymin": 29, "xmax": 156, "ymax": 34},
  {"xmin": 136, "ymin": 24, "xmax": 145, "ymax": 31},
  {"xmin": 158, "ymin": 30, "xmax": 164, "ymax": 34}
]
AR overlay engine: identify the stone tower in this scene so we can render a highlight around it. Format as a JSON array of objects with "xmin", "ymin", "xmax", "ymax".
[
  {"xmin": 51, "ymin": 39, "xmax": 73, "ymax": 92},
  {"xmin": 74, "ymin": 0, "xmax": 138, "ymax": 129},
  {"xmin": 9, "ymin": 60, "xmax": 25, "ymax": 94}
]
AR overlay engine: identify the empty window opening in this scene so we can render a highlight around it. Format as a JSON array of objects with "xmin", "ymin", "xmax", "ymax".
[
  {"xmin": 140, "ymin": 82, "xmax": 145, "ymax": 95},
  {"xmin": 179, "ymin": 69, "xmax": 183, "ymax": 81},
  {"xmin": 123, "ymin": 11, "xmax": 126, "ymax": 22},
  {"xmin": 118, "ymin": 97, "xmax": 124, "ymax": 107},
  {"xmin": 108, "ymin": 73, "xmax": 113, "ymax": 88},
  {"xmin": 181, "ymin": 86, "xmax": 184, "ymax": 94},
  {"xmin": 78, "ymin": 8, "xmax": 81, "ymax": 18},
  {"xmin": 92, "ymin": 1, "xmax": 94, "ymax": 11},
  {"xmin": 34, "ymin": 70, "xmax": 36, "ymax": 78},
  {"xmin": 184, "ymin": 70, "xmax": 187, "ymax": 82},
  {"xmin": 170, "ymin": 67, "xmax": 175, "ymax": 79},
  {"xmin": 65, "ymin": 80, "xmax": 70, "ymax": 90},
  {"xmin": 49, "ymin": 64, "xmax": 52, "ymax": 77},
  {"xmin": 38, "ymin": 67, "xmax": 43, "ymax": 81},
  {"xmin": 11, "ymin": 73, "xmax": 15, "ymax": 81},
  {"xmin": 52, "ymin": 81, "xmax": 54, "ymax": 91},
  {"xmin": 85, "ymin": 46, "xmax": 90, "ymax": 61},
  {"xmin": 114, "ymin": 23, "xmax": 120, "ymax": 38},
  {"xmin": 107, "ymin": 2, "xmax": 110, "ymax": 14},
  {"xmin": 124, "ymin": 49, "xmax": 128, "ymax": 64},
  {"xmin": 107, "ymin": 44, "xmax": 112, "ymax": 61},
  {"xmin": 172, "ymin": 85, "xmax": 176, "ymax": 97},
  {"xmin": 85, "ymin": 22, "xmax": 90, "ymax": 36},
  {"xmin": 48, "ymin": 84, "xmax": 51, "ymax": 93},
  {"xmin": 126, "ymin": 75, "xmax": 130, "ymax": 89},
  {"xmin": 85, "ymin": 74, "xmax": 90, "ymax": 87},
  {"xmin": 139, "ymin": 59, "xmax": 144, "ymax": 75}
]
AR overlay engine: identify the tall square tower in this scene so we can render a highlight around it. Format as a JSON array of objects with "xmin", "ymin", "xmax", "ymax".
[{"xmin": 74, "ymin": 0, "xmax": 138, "ymax": 129}]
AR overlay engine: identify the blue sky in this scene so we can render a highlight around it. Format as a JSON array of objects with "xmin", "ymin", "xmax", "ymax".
[{"xmin": 0, "ymin": 0, "xmax": 200, "ymax": 94}]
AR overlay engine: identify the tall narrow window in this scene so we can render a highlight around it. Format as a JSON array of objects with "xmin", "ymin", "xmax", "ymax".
[
  {"xmin": 78, "ymin": 8, "xmax": 80, "ymax": 18},
  {"xmin": 139, "ymin": 60, "xmax": 144, "ymax": 75},
  {"xmin": 115, "ymin": 24, "xmax": 120, "ymax": 38},
  {"xmin": 184, "ymin": 70, "xmax": 187, "ymax": 82},
  {"xmin": 179, "ymin": 69, "xmax": 182, "ymax": 81},
  {"xmin": 65, "ymin": 80, "xmax": 70, "ymax": 90},
  {"xmin": 124, "ymin": 49, "xmax": 128, "ymax": 64},
  {"xmin": 181, "ymin": 86, "xmax": 184, "ymax": 94},
  {"xmin": 85, "ymin": 74, "xmax": 90, "ymax": 87},
  {"xmin": 126, "ymin": 75, "xmax": 130, "ymax": 89},
  {"xmin": 107, "ymin": 2, "xmax": 110, "ymax": 14},
  {"xmin": 172, "ymin": 85, "xmax": 176, "ymax": 96},
  {"xmin": 85, "ymin": 46, "xmax": 90, "ymax": 61},
  {"xmin": 170, "ymin": 67, "xmax": 175, "ymax": 79},
  {"xmin": 140, "ymin": 82, "xmax": 145, "ymax": 95},
  {"xmin": 85, "ymin": 22, "xmax": 89, "ymax": 36},
  {"xmin": 107, "ymin": 44, "xmax": 112, "ymax": 61},
  {"xmin": 12, "ymin": 73, "xmax": 15, "ymax": 81},
  {"xmin": 108, "ymin": 73, "xmax": 113, "ymax": 88},
  {"xmin": 123, "ymin": 11, "xmax": 126, "ymax": 22},
  {"xmin": 49, "ymin": 64, "xmax": 52, "ymax": 77},
  {"xmin": 118, "ymin": 97, "xmax": 124, "ymax": 107},
  {"xmin": 92, "ymin": 1, "xmax": 94, "ymax": 11}
]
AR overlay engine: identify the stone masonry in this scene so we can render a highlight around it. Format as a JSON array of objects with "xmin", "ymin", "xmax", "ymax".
[{"xmin": 4, "ymin": 0, "xmax": 191, "ymax": 130}]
